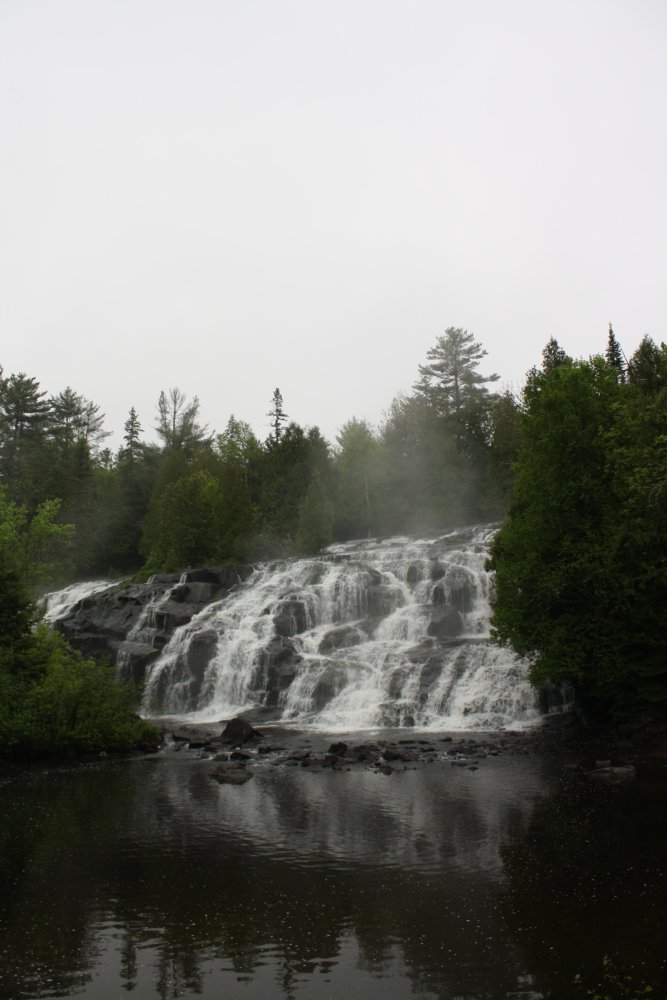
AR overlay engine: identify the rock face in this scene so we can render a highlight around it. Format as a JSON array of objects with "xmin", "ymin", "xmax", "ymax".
[{"xmin": 55, "ymin": 564, "xmax": 253, "ymax": 679}]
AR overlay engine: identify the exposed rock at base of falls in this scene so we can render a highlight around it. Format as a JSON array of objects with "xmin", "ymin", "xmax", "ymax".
[
  {"xmin": 108, "ymin": 640, "xmax": 161, "ymax": 684},
  {"xmin": 54, "ymin": 564, "xmax": 253, "ymax": 671},
  {"xmin": 220, "ymin": 717, "xmax": 263, "ymax": 745}
]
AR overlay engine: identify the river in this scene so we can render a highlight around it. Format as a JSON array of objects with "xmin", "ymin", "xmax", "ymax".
[{"xmin": 1, "ymin": 736, "xmax": 665, "ymax": 1000}]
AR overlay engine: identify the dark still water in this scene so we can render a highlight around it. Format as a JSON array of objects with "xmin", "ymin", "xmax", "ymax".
[{"xmin": 1, "ymin": 747, "xmax": 665, "ymax": 1000}]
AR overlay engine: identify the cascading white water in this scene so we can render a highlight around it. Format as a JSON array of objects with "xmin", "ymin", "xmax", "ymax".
[
  {"xmin": 141, "ymin": 525, "xmax": 540, "ymax": 731},
  {"xmin": 40, "ymin": 579, "xmax": 115, "ymax": 622}
]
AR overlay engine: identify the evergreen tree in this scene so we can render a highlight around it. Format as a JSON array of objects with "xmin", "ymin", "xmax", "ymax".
[
  {"xmin": 626, "ymin": 336, "xmax": 667, "ymax": 395},
  {"xmin": 0, "ymin": 373, "xmax": 51, "ymax": 500},
  {"xmin": 121, "ymin": 407, "xmax": 143, "ymax": 468},
  {"xmin": 155, "ymin": 387, "xmax": 209, "ymax": 452},
  {"xmin": 605, "ymin": 323, "xmax": 626, "ymax": 383},
  {"xmin": 267, "ymin": 388, "xmax": 288, "ymax": 443},
  {"xmin": 540, "ymin": 337, "xmax": 569, "ymax": 374},
  {"xmin": 413, "ymin": 327, "xmax": 500, "ymax": 420}
]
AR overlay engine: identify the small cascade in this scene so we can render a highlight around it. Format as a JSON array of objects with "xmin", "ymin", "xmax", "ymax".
[
  {"xmin": 116, "ymin": 575, "xmax": 192, "ymax": 676},
  {"xmin": 141, "ymin": 525, "xmax": 540, "ymax": 731},
  {"xmin": 40, "ymin": 580, "xmax": 115, "ymax": 623}
]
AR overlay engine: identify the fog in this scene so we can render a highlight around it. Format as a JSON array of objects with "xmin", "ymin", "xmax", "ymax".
[{"xmin": 1, "ymin": 0, "xmax": 665, "ymax": 446}]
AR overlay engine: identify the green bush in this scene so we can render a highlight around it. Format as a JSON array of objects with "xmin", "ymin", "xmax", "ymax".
[{"xmin": 0, "ymin": 628, "xmax": 159, "ymax": 758}]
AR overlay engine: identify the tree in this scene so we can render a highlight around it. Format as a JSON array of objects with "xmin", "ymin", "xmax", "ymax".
[
  {"xmin": 605, "ymin": 324, "xmax": 626, "ymax": 383},
  {"xmin": 216, "ymin": 415, "xmax": 261, "ymax": 469},
  {"xmin": 155, "ymin": 388, "xmax": 209, "ymax": 452},
  {"xmin": 267, "ymin": 388, "xmax": 288, "ymax": 443},
  {"xmin": 540, "ymin": 337, "xmax": 569, "ymax": 374},
  {"xmin": 334, "ymin": 419, "xmax": 383, "ymax": 539},
  {"xmin": 413, "ymin": 327, "xmax": 500, "ymax": 420},
  {"xmin": 121, "ymin": 407, "xmax": 143, "ymax": 468},
  {"xmin": 49, "ymin": 388, "xmax": 109, "ymax": 456},
  {"xmin": 143, "ymin": 469, "xmax": 224, "ymax": 570},
  {"xmin": 296, "ymin": 471, "xmax": 333, "ymax": 554},
  {"xmin": 0, "ymin": 487, "xmax": 74, "ymax": 587},
  {"xmin": 626, "ymin": 336, "xmax": 667, "ymax": 395},
  {"xmin": 0, "ymin": 373, "xmax": 51, "ymax": 498},
  {"xmin": 489, "ymin": 350, "xmax": 667, "ymax": 722}
]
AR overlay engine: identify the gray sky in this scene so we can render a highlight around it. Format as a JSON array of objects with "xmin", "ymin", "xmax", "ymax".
[{"xmin": 1, "ymin": 0, "xmax": 665, "ymax": 449}]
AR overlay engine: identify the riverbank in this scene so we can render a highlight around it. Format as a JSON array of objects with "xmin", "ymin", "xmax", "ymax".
[{"xmin": 152, "ymin": 711, "xmax": 667, "ymax": 786}]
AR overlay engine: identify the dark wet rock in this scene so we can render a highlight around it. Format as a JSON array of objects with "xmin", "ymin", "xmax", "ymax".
[
  {"xmin": 429, "ymin": 558, "xmax": 446, "ymax": 581},
  {"xmin": 220, "ymin": 717, "xmax": 263, "ymax": 745},
  {"xmin": 153, "ymin": 600, "xmax": 197, "ymax": 631},
  {"xmin": 259, "ymin": 637, "xmax": 301, "ymax": 705},
  {"xmin": 273, "ymin": 614, "xmax": 298, "ymax": 638},
  {"xmin": 210, "ymin": 762, "xmax": 253, "ymax": 785},
  {"xmin": 179, "ymin": 569, "xmax": 222, "ymax": 586},
  {"xmin": 379, "ymin": 764, "xmax": 394, "ymax": 775},
  {"xmin": 292, "ymin": 749, "xmax": 311, "ymax": 761},
  {"xmin": 308, "ymin": 663, "xmax": 347, "ymax": 710},
  {"xmin": 365, "ymin": 567, "xmax": 383, "ymax": 586},
  {"xmin": 170, "ymin": 582, "xmax": 220, "ymax": 604},
  {"xmin": 328, "ymin": 741, "xmax": 348, "ymax": 756},
  {"xmin": 381, "ymin": 748, "xmax": 405, "ymax": 762},
  {"xmin": 427, "ymin": 606, "xmax": 464, "ymax": 639},
  {"xmin": 274, "ymin": 599, "xmax": 309, "ymax": 635},
  {"xmin": 182, "ymin": 629, "xmax": 219, "ymax": 687},
  {"xmin": 318, "ymin": 625, "xmax": 365, "ymax": 654},
  {"xmin": 262, "ymin": 636, "xmax": 299, "ymax": 669},
  {"xmin": 230, "ymin": 750, "xmax": 252, "ymax": 761},
  {"xmin": 367, "ymin": 584, "xmax": 405, "ymax": 617},
  {"xmin": 54, "ymin": 564, "xmax": 252, "ymax": 669},
  {"xmin": 443, "ymin": 565, "xmax": 477, "ymax": 613},
  {"xmin": 406, "ymin": 562, "xmax": 426, "ymax": 584}
]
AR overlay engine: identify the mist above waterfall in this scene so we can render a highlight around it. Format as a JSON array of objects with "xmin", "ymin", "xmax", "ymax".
[{"xmin": 137, "ymin": 525, "xmax": 538, "ymax": 732}]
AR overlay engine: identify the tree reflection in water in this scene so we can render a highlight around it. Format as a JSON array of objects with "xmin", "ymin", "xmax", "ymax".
[
  {"xmin": 502, "ymin": 769, "xmax": 667, "ymax": 999},
  {"xmin": 0, "ymin": 753, "xmax": 664, "ymax": 999}
]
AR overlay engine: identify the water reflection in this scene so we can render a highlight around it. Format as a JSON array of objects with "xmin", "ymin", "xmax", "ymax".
[{"xmin": 0, "ymin": 753, "xmax": 664, "ymax": 999}]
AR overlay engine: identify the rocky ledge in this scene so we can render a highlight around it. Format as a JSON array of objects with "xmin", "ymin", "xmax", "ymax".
[
  {"xmin": 54, "ymin": 565, "xmax": 254, "ymax": 681},
  {"xmin": 157, "ymin": 713, "xmax": 667, "ymax": 786}
]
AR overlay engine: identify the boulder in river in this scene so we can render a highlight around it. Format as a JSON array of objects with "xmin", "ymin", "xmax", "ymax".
[{"xmin": 220, "ymin": 717, "xmax": 263, "ymax": 746}]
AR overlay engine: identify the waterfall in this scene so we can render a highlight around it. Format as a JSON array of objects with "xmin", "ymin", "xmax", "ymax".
[
  {"xmin": 141, "ymin": 525, "xmax": 540, "ymax": 731},
  {"xmin": 40, "ymin": 579, "xmax": 115, "ymax": 623}
]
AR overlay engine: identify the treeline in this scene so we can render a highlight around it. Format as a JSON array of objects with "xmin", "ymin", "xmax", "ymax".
[
  {"xmin": 0, "ymin": 328, "xmax": 516, "ymax": 579},
  {"xmin": 490, "ymin": 328, "xmax": 667, "ymax": 725}
]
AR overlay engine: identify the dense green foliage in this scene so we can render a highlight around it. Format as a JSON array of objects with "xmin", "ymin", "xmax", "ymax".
[
  {"xmin": 0, "ymin": 332, "xmax": 513, "ymax": 576},
  {"xmin": 490, "ymin": 337, "xmax": 667, "ymax": 723},
  {"xmin": 0, "ymin": 488, "xmax": 158, "ymax": 758},
  {"xmin": 4, "ymin": 323, "xmax": 664, "ymax": 728}
]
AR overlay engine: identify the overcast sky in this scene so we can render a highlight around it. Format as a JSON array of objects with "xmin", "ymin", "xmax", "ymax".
[{"xmin": 1, "ymin": 0, "xmax": 665, "ymax": 449}]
